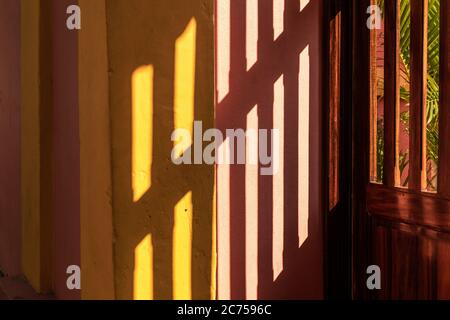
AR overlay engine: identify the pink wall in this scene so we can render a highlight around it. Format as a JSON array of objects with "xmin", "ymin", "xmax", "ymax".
[
  {"xmin": 0, "ymin": 0, "xmax": 21, "ymax": 277},
  {"xmin": 216, "ymin": 0, "xmax": 323, "ymax": 299},
  {"xmin": 51, "ymin": 0, "xmax": 81, "ymax": 299}
]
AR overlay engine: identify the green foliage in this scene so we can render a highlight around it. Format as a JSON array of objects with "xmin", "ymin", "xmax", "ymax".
[{"xmin": 377, "ymin": 0, "xmax": 440, "ymax": 189}]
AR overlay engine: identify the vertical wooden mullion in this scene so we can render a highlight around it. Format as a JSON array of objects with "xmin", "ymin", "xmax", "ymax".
[
  {"xmin": 438, "ymin": 0, "xmax": 450, "ymax": 198},
  {"xmin": 369, "ymin": 0, "xmax": 378, "ymax": 183},
  {"xmin": 409, "ymin": 0, "xmax": 428, "ymax": 191},
  {"xmin": 329, "ymin": 1, "xmax": 341, "ymax": 209},
  {"xmin": 383, "ymin": 0, "xmax": 401, "ymax": 187}
]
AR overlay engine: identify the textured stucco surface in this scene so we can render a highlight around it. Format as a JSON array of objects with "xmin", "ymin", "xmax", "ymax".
[
  {"xmin": 79, "ymin": 0, "xmax": 115, "ymax": 300},
  {"xmin": 21, "ymin": 0, "xmax": 44, "ymax": 292},
  {"xmin": 106, "ymin": 0, "xmax": 215, "ymax": 299}
]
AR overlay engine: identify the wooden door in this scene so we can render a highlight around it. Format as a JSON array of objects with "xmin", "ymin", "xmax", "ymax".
[
  {"xmin": 353, "ymin": 0, "xmax": 450, "ymax": 299},
  {"xmin": 325, "ymin": 0, "xmax": 353, "ymax": 299}
]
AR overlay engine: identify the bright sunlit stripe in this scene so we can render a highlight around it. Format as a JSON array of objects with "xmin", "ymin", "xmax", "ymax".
[
  {"xmin": 174, "ymin": 18, "xmax": 196, "ymax": 155},
  {"xmin": 169, "ymin": 19, "xmax": 197, "ymax": 287},
  {"xmin": 300, "ymin": 0, "xmax": 310, "ymax": 11},
  {"xmin": 217, "ymin": 138, "xmax": 231, "ymax": 299},
  {"xmin": 298, "ymin": 46, "xmax": 310, "ymax": 247},
  {"xmin": 211, "ymin": 176, "xmax": 217, "ymax": 299},
  {"xmin": 273, "ymin": 75, "xmax": 284, "ymax": 280},
  {"xmin": 132, "ymin": 65, "xmax": 154, "ymax": 202},
  {"xmin": 246, "ymin": 0, "xmax": 258, "ymax": 71},
  {"xmin": 246, "ymin": 106, "xmax": 259, "ymax": 300},
  {"xmin": 173, "ymin": 191, "xmax": 193, "ymax": 300},
  {"xmin": 217, "ymin": 0, "xmax": 230, "ymax": 102},
  {"xmin": 273, "ymin": 0, "xmax": 285, "ymax": 40},
  {"xmin": 133, "ymin": 234, "xmax": 153, "ymax": 300}
]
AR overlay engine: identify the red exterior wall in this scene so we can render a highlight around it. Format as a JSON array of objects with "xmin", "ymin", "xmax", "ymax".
[
  {"xmin": 216, "ymin": 0, "xmax": 324, "ymax": 299},
  {"xmin": 51, "ymin": 0, "xmax": 81, "ymax": 299},
  {"xmin": 0, "ymin": 0, "xmax": 21, "ymax": 277}
]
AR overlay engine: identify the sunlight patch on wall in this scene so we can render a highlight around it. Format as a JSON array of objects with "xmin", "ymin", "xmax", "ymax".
[
  {"xmin": 246, "ymin": 105, "xmax": 259, "ymax": 300},
  {"xmin": 298, "ymin": 46, "xmax": 310, "ymax": 247},
  {"xmin": 173, "ymin": 18, "xmax": 197, "ymax": 158},
  {"xmin": 246, "ymin": 0, "xmax": 258, "ymax": 71},
  {"xmin": 173, "ymin": 191, "xmax": 193, "ymax": 300},
  {"xmin": 211, "ymin": 181, "xmax": 217, "ymax": 300},
  {"xmin": 273, "ymin": 75, "xmax": 284, "ymax": 280},
  {"xmin": 217, "ymin": 0, "xmax": 230, "ymax": 103},
  {"xmin": 300, "ymin": 0, "xmax": 310, "ymax": 12},
  {"xmin": 133, "ymin": 234, "xmax": 153, "ymax": 300},
  {"xmin": 273, "ymin": 0, "xmax": 285, "ymax": 40},
  {"xmin": 132, "ymin": 65, "xmax": 154, "ymax": 202},
  {"xmin": 217, "ymin": 138, "xmax": 231, "ymax": 299}
]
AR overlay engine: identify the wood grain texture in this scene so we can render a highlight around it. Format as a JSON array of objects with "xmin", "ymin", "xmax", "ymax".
[
  {"xmin": 437, "ymin": 241, "xmax": 450, "ymax": 299},
  {"xmin": 367, "ymin": 184, "xmax": 450, "ymax": 233},
  {"xmin": 368, "ymin": 182, "xmax": 450, "ymax": 299},
  {"xmin": 370, "ymin": 216, "xmax": 450, "ymax": 300},
  {"xmin": 329, "ymin": 7, "xmax": 341, "ymax": 210},
  {"xmin": 371, "ymin": 224, "xmax": 390, "ymax": 299},
  {"xmin": 369, "ymin": 0, "xmax": 378, "ymax": 182}
]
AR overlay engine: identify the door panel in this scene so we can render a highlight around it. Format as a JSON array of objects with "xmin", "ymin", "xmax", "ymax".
[
  {"xmin": 370, "ymin": 209, "xmax": 450, "ymax": 299},
  {"xmin": 325, "ymin": 0, "xmax": 353, "ymax": 299},
  {"xmin": 353, "ymin": 0, "xmax": 450, "ymax": 299},
  {"xmin": 366, "ymin": 184, "xmax": 450, "ymax": 299}
]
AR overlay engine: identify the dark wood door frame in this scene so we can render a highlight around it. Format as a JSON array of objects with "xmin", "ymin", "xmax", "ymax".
[
  {"xmin": 350, "ymin": 0, "xmax": 372, "ymax": 300},
  {"xmin": 324, "ymin": 0, "xmax": 381, "ymax": 299},
  {"xmin": 323, "ymin": 0, "xmax": 354, "ymax": 299}
]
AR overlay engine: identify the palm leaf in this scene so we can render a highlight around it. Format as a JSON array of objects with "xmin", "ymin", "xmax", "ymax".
[{"xmin": 377, "ymin": 0, "xmax": 441, "ymax": 187}]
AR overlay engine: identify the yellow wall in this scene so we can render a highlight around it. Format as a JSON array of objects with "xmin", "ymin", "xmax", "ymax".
[
  {"xmin": 106, "ymin": 0, "xmax": 215, "ymax": 299},
  {"xmin": 78, "ymin": 0, "xmax": 115, "ymax": 299},
  {"xmin": 21, "ymin": 0, "xmax": 115, "ymax": 298},
  {"xmin": 19, "ymin": 0, "xmax": 215, "ymax": 299}
]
